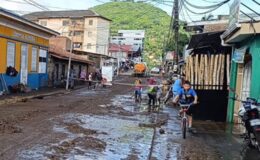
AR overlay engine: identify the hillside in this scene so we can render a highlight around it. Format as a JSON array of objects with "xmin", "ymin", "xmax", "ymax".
[{"xmin": 92, "ymin": 2, "xmax": 188, "ymax": 66}]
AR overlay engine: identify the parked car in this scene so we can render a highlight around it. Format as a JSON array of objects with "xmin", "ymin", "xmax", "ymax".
[{"xmin": 151, "ymin": 67, "xmax": 160, "ymax": 74}]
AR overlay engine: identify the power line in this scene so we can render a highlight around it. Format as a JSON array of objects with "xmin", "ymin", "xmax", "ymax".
[
  {"xmin": 182, "ymin": 0, "xmax": 230, "ymax": 15},
  {"xmin": 22, "ymin": 0, "xmax": 49, "ymax": 11},
  {"xmin": 2, "ymin": 0, "xmax": 78, "ymax": 10},
  {"xmin": 252, "ymin": 0, "xmax": 260, "ymax": 5},
  {"xmin": 184, "ymin": 0, "xmax": 229, "ymax": 9},
  {"xmin": 241, "ymin": 2, "xmax": 260, "ymax": 16},
  {"xmin": 27, "ymin": 0, "xmax": 49, "ymax": 10}
]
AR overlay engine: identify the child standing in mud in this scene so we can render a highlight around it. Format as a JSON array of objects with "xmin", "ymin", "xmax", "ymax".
[{"xmin": 134, "ymin": 79, "xmax": 142, "ymax": 103}]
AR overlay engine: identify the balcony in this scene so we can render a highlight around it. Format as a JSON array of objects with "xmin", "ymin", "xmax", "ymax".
[
  {"xmin": 72, "ymin": 35, "xmax": 84, "ymax": 43},
  {"xmin": 69, "ymin": 24, "xmax": 84, "ymax": 31}
]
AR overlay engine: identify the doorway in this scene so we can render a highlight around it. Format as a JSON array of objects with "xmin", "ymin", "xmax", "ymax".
[{"xmin": 20, "ymin": 44, "xmax": 28, "ymax": 85}]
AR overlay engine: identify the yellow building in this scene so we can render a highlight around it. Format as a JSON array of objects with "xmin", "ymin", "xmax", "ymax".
[{"xmin": 0, "ymin": 8, "xmax": 59, "ymax": 92}]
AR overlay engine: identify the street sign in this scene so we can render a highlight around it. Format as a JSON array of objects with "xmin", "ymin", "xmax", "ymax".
[{"xmin": 232, "ymin": 47, "xmax": 246, "ymax": 63}]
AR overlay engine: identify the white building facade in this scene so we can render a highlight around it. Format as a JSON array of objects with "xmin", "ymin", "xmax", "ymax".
[{"xmin": 110, "ymin": 30, "xmax": 145, "ymax": 52}]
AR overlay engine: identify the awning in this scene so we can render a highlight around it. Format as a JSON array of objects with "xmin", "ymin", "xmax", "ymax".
[{"xmin": 187, "ymin": 31, "xmax": 225, "ymax": 50}]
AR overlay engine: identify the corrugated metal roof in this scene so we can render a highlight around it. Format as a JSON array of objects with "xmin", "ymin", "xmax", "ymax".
[
  {"xmin": 23, "ymin": 10, "xmax": 111, "ymax": 21},
  {"xmin": 49, "ymin": 45, "xmax": 95, "ymax": 65},
  {"xmin": 0, "ymin": 7, "xmax": 59, "ymax": 35}
]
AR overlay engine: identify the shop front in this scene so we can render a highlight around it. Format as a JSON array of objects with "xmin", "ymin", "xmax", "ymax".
[{"xmin": 0, "ymin": 8, "xmax": 58, "ymax": 92}]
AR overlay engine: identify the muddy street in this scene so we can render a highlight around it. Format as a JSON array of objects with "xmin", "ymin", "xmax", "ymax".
[{"xmin": 0, "ymin": 76, "xmax": 259, "ymax": 160}]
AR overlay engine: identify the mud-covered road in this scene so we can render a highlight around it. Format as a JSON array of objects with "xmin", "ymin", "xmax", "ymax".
[{"xmin": 0, "ymin": 76, "xmax": 259, "ymax": 160}]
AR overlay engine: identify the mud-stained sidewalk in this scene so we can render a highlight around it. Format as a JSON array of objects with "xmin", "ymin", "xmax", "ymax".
[{"xmin": 0, "ymin": 76, "xmax": 259, "ymax": 160}]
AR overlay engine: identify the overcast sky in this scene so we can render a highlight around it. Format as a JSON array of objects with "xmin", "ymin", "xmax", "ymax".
[{"xmin": 0, "ymin": 0, "xmax": 258, "ymax": 21}]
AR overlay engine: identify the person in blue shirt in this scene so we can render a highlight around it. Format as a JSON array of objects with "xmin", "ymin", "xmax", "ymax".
[
  {"xmin": 173, "ymin": 81, "xmax": 198, "ymax": 131},
  {"xmin": 172, "ymin": 74, "xmax": 185, "ymax": 98}
]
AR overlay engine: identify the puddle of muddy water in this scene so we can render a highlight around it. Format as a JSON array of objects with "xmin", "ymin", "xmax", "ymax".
[
  {"xmin": 18, "ymin": 113, "xmax": 155, "ymax": 160},
  {"xmin": 111, "ymin": 94, "xmax": 151, "ymax": 113},
  {"xmin": 76, "ymin": 89, "xmax": 109, "ymax": 96}
]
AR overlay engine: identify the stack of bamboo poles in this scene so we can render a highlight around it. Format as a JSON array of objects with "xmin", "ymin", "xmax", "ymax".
[{"xmin": 185, "ymin": 54, "xmax": 230, "ymax": 90}]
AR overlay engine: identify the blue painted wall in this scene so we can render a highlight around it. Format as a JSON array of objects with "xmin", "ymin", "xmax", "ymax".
[{"xmin": 0, "ymin": 73, "xmax": 48, "ymax": 91}]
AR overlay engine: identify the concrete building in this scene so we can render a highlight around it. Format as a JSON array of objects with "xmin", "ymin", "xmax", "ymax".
[
  {"xmin": 0, "ymin": 8, "xmax": 59, "ymax": 93},
  {"xmin": 222, "ymin": 21, "xmax": 260, "ymax": 123},
  {"xmin": 48, "ymin": 43, "xmax": 95, "ymax": 87},
  {"xmin": 110, "ymin": 30, "xmax": 145, "ymax": 52},
  {"xmin": 108, "ymin": 44, "xmax": 133, "ymax": 62},
  {"xmin": 23, "ymin": 10, "xmax": 111, "ymax": 55}
]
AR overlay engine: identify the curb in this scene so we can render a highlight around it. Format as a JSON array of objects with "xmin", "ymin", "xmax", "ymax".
[{"xmin": 0, "ymin": 90, "xmax": 69, "ymax": 106}]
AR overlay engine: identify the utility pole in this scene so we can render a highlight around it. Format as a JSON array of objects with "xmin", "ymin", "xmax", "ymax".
[
  {"xmin": 173, "ymin": 0, "xmax": 179, "ymax": 66},
  {"xmin": 117, "ymin": 41, "xmax": 121, "ymax": 76},
  {"xmin": 66, "ymin": 23, "xmax": 75, "ymax": 90}
]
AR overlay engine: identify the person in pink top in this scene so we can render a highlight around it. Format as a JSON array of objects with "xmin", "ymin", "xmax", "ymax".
[{"xmin": 134, "ymin": 79, "xmax": 142, "ymax": 102}]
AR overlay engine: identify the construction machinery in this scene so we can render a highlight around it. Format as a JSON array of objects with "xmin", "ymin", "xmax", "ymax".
[{"xmin": 134, "ymin": 63, "xmax": 147, "ymax": 77}]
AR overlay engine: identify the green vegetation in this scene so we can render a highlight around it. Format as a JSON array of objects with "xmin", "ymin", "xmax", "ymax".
[{"xmin": 92, "ymin": 2, "xmax": 190, "ymax": 67}]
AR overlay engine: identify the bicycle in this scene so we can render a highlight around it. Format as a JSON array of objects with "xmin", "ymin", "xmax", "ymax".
[{"xmin": 179, "ymin": 103, "xmax": 193, "ymax": 139}]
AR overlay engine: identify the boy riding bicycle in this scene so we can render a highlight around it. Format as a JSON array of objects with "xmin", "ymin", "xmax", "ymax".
[{"xmin": 173, "ymin": 81, "xmax": 198, "ymax": 131}]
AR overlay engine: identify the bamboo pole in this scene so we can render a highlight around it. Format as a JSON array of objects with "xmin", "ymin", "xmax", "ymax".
[
  {"xmin": 195, "ymin": 54, "xmax": 199, "ymax": 87},
  {"xmin": 209, "ymin": 55, "xmax": 214, "ymax": 89},
  {"xmin": 213, "ymin": 55, "xmax": 219, "ymax": 90},
  {"xmin": 190, "ymin": 55, "xmax": 194, "ymax": 86},
  {"xmin": 216, "ymin": 54, "xmax": 222, "ymax": 90},
  {"xmin": 187, "ymin": 56, "xmax": 191, "ymax": 82},
  {"xmin": 200, "ymin": 54, "xmax": 205, "ymax": 89},
  {"xmin": 220, "ymin": 54, "xmax": 225, "ymax": 90},
  {"xmin": 185, "ymin": 56, "xmax": 189, "ymax": 81},
  {"xmin": 205, "ymin": 54, "xmax": 208, "ymax": 90},
  {"xmin": 197, "ymin": 55, "xmax": 200, "ymax": 89},
  {"xmin": 226, "ymin": 54, "xmax": 230, "ymax": 87}
]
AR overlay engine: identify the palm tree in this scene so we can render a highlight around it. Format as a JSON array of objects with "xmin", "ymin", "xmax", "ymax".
[{"xmin": 201, "ymin": 14, "xmax": 214, "ymax": 21}]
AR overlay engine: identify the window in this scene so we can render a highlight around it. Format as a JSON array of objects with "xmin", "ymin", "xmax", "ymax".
[
  {"xmin": 7, "ymin": 42, "xmax": 16, "ymax": 67},
  {"xmin": 89, "ymin": 20, "xmax": 93, "ymax": 25},
  {"xmin": 134, "ymin": 38, "xmax": 142, "ymax": 40},
  {"xmin": 88, "ymin": 31, "xmax": 92, "ymax": 37},
  {"xmin": 74, "ymin": 31, "xmax": 83, "ymax": 36},
  {"xmin": 62, "ymin": 20, "xmax": 69, "ymax": 26},
  {"xmin": 31, "ymin": 47, "xmax": 38, "ymax": 72},
  {"xmin": 38, "ymin": 49, "xmax": 47, "ymax": 73},
  {"xmin": 87, "ymin": 43, "xmax": 92, "ymax": 49},
  {"xmin": 119, "ymin": 38, "xmax": 125, "ymax": 40},
  {"xmin": 39, "ymin": 20, "xmax": 47, "ymax": 26},
  {"xmin": 73, "ymin": 43, "xmax": 82, "ymax": 49},
  {"xmin": 112, "ymin": 38, "xmax": 117, "ymax": 40}
]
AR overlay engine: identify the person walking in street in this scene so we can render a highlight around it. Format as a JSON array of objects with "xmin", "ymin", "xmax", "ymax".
[
  {"xmin": 134, "ymin": 79, "xmax": 142, "ymax": 103},
  {"xmin": 69, "ymin": 68, "xmax": 76, "ymax": 89},
  {"xmin": 88, "ymin": 73, "xmax": 93, "ymax": 89},
  {"xmin": 147, "ymin": 78, "xmax": 158, "ymax": 109}
]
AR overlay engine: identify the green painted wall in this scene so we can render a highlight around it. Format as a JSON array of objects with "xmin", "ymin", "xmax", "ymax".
[
  {"xmin": 249, "ymin": 37, "xmax": 260, "ymax": 100},
  {"xmin": 227, "ymin": 36, "xmax": 260, "ymax": 123},
  {"xmin": 227, "ymin": 60, "xmax": 238, "ymax": 123}
]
